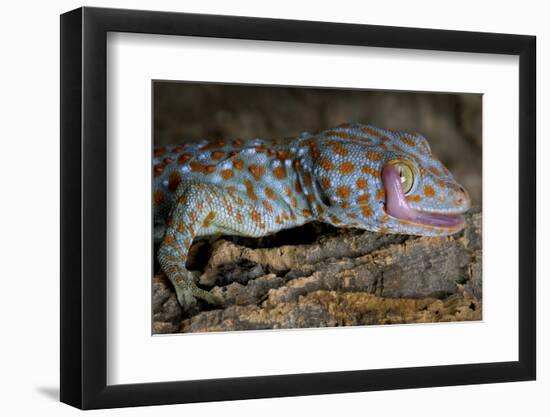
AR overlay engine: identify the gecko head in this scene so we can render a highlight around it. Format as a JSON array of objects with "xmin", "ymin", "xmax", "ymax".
[{"xmin": 309, "ymin": 127, "xmax": 470, "ymax": 236}]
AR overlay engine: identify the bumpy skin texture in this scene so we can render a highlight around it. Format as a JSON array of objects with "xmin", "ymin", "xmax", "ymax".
[{"xmin": 154, "ymin": 123, "xmax": 470, "ymax": 309}]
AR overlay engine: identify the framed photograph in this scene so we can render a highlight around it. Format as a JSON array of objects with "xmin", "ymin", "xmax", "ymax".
[{"xmin": 60, "ymin": 6, "xmax": 536, "ymax": 409}]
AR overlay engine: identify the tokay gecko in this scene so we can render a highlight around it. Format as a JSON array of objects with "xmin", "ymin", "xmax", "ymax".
[{"xmin": 153, "ymin": 123, "xmax": 471, "ymax": 310}]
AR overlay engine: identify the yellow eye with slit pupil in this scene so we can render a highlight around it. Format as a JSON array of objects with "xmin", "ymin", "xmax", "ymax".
[{"xmin": 393, "ymin": 162, "xmax": 415, "ymax": 194}]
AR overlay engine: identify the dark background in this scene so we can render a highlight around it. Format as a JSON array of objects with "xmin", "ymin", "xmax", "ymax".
[{"xmin": 154, "ymin": 82, "xmax": 482, "ymax": 206}]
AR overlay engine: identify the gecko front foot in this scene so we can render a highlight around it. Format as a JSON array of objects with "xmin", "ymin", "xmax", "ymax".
[{"xmin": 173, "ymin": 272, "xmax": 222, "ymax": 311}]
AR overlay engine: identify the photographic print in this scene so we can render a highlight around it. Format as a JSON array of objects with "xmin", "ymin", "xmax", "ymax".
[{"xmin": 152, "ymin": 82, "xmax": 482, "ymax": 334}]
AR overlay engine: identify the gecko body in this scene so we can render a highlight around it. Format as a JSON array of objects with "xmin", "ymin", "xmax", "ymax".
[{"xmin": 154, "ymin": 123, "xmax": 470, "ymax": 309}]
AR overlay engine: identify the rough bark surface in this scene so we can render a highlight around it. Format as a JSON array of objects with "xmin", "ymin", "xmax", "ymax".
[{"xmin": 152, "ymin": 208, "xmax": 482, "ymax": 334}]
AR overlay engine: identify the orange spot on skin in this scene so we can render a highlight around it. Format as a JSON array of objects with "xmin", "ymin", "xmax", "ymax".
[
  {"xmin": 177, "ymin": 223, "xmax": 185, "ymax": 233},
  {"xmin": 429, "ymin": 166, "xmax": 442, "ymax": 177},
  {"xmin": 163, "ymin": 157, "xmax": 173, "ymax": 165},
  {"xmin": 291, "ymin": 197, "xmax": 298, "ymax": 208},
  {"xmin": 190, "ymin": 161, "xmax": 216, "ymax": 174},
  {"xmin": 340, "ymin": 161, "xmax": 355, "ymax": 175},
  {"xmin": 154, "ymin": 148, "xmax": 166, "ymax": 157},
  {"xmin": 316, "ymin": 204, "xmax": 324, "ymax": 215},
  {"xmin": 251, "ymin": 209, "xmax": 262, "ymax": 224},
  {"xmin": 302, "ymin": 209, "xmax": 312, "ymax": 218},
  {"xmin": 172, "ymin": 145, "xmax": 185, "ymax": 153},
  {"xmin": 248, "ymin": 165, "xmax": 266, "ymax": 181},
  {"xmin": 163, "ymin": 234, "xmax": 175, "ymax": 245},
  {"xmin": 303, "ymin": 172, "xmax": 312, "ymax": 187},
  {"xmin": 245, "ymin": 181, "xmax": 258, "ymax": 201},
  {"xmin": 318, "ymin": 158, "xmax": 334, "ymax": 171},
  {"xmin": 361, "ymin": 205, "xmax": 373, "ymax": 217},
  {"xmin": 347, "ymin": 213, "xmax": 358, "ymax": 219},
  {"xmin": 200, "ymin": 140, "xmax": 225, "ymax": 150},
  {"xmin": 330, "ymin": 214, "xmax": 342, "ymax": 224},
  {"xmin": 255, "ymin": 144, "xmax": 267, "ymax": 153},
  {"xmin": 356, "ymin": 178, "xmax": 368, "ymax": 189},
  {"xmin": 366, "ymin": 151, "xmax": 383, "ymax": 161},
  {"xmin": 265, "ymin": 187, "xmax": 276, "ymax": 200},
  {"xmin": 311, "ymin": 147, "xmax": 321, "ymax": 160},
  {"xmin": 233, "ymin": 159, "xmax": 244, "ymax": 170},
  {"xmin": 184, "ymin": 241, "xmax": 191, "ymax": 250},
  {"xmin": 437, "ymin": 179, "xmax": 446, "ymax": 188},
  {"xmin": 400, "ymin": 136, "xmax": 417, "ymax": 147},
  {"xmin": 300, "ymin": 139, "xmax": 320, "ymax": 160},
  {"xmin": 154, "ymin": 165, "xmax": 164, "ymax": 177},
  {"xmin": 220, "ymin": 169, "xmax": 234, "ymax": 180},
  {"xmin": 406, "ymin": 195, "xmax": 422, "ymax": 203},
  {"xmin": 211, "ymin": 150, "xmax": 225, "ymax": 160},
  {"xmin": 232, "ymin": 138, "xmax": 243, "ymax": 147},
  {"xmin": 336, "ymin": 186, "xmax": 350, "ymax": 199},
  {"xmin": 273, "ymin": 166, "xmax": 287, "ymax": 179},
  {"xmin": 325, "ymin": 140, "xmax": 349, "ymax": 156},
  {"xmin": 235, "ymin": 211, "xmax": 242, "ymax": 223},
  {"xmin": 275, "ymin": 215, "xmax": 283, "ymax": 225},
  {"xmin": 340, "ymin": 201, "xmax": 349, "ymax": 209},
  {"xmin": 360, "ymin": 127, "xmax": 391, "ymax": 142},
  {"xmin": 320, "ymin": 177, "xmax": 331, "ymax": 189},
  {"xmin": 202, "ymin": 211, "xmax": 216, "ymax": 228},
  {"xmin": 168, "ymin": 171, "xmax": 182, "ymax": 191},
  {"xmin": 376, "ymin": 189, "xmax": 386, "ymax": 201},
  {"xmin": 424, "ymin": 185, "xmax": 436, "ymax": 197},
  {"xmin": 361, "ymin": 165, "xmax": 380, "ymax": 177},
  {"xmin": 293, "ymin": 159, "xmax": 301, "ymax": 171},
  {"xmin": 295, "ymin": 180, "xmax": 302, "ymax": 194},
  {"xmin": 357, "ymin": 194, "xmax": 370, "ymax": 205},
  {"xmin": 307, "ymin": 194, "xmax": 315, "ymax": 203},
  {"xmin": 177, "ymin": 153, "xmax": 191, "ymax": 164},
  {"xmin": 378, "ymin": 227, "xmax": 388, "ymax": 234},
  {"xmin": 290, "ymin": 211, "xmax": 297, "ymax": 221},
  {"xmin": 262, "ymin": 200, "xmax": 273, "ymax": 213},
  {"xmin": 153, "ymin": 190, "xmax": 165, "ymax": 207},
  {"xmin": 361, "ymin": 127, "xmax": 378, "ymax": 136},
  {"xmin": 222, "ymin": 195, "xmax": 233, "ymax": 215},
  {"xmin": 282, "ymin": 212, "xmax": 289, "ymax": 221},
  {"xmin": 276, "ymin": 150, "xmax": 290, "ymax": 160},
  {"xmin": 392, "ymin": 144, "xmax": 405, "ymax": 153}
]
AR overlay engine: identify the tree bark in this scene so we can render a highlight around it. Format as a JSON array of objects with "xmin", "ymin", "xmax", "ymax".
[{"xmin": 153, "ymin": 207, "xmax": 482, "ymax": 334}]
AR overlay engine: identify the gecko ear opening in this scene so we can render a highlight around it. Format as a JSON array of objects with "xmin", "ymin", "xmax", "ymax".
[{"xmin": 314, "ymin": 178, "xmax": 332, "ymax": 207}]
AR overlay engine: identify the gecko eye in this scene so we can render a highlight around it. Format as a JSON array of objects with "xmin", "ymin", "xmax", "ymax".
[{"xmin": 390, "ymin": 161, "xmax": 415, "ymax": 194}]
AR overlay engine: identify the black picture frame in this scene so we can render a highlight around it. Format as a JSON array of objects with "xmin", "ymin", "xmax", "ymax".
[{"xmin": 60, "ymin": 6, "xmax": 536, "ymax": 410}]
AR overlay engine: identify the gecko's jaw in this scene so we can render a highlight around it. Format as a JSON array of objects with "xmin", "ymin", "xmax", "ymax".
[{"xmin": 381, "ymin": 165, "xmax": 466, "ymax": 231}]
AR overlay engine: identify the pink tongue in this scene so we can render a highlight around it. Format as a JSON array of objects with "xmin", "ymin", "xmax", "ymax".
[{"xmin": 382, "ymin": 165, "xmax": 464, "ymax": 229}]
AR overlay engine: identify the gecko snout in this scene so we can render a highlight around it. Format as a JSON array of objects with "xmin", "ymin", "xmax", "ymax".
[{"xmin": 455, "ymin": 185, "xmax": 471, "ymax": 210}]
